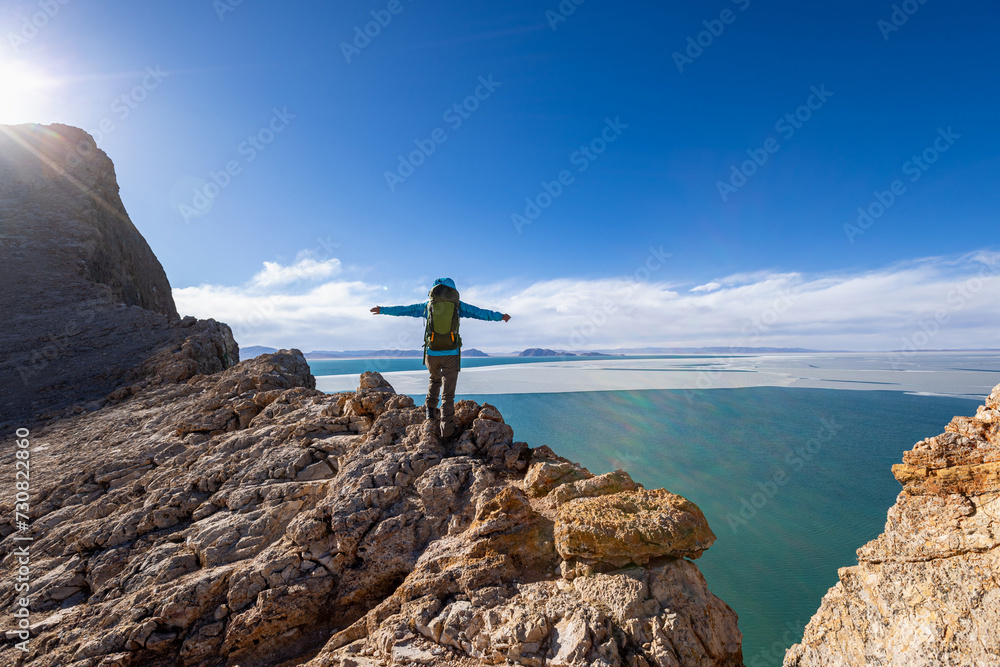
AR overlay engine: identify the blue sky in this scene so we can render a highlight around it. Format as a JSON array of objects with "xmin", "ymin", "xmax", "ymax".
[{"xmin": 2, "ymin": 0, "xmax": 998, "ymax": 351}]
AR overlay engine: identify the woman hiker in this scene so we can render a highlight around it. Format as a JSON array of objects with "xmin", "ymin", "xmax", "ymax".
[{"xmin": 371, "ymin": 277, "xmax": 510, "ymax": 438}]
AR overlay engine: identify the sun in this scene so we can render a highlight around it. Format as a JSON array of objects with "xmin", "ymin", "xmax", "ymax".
[{"xmin": 0, "ymin": 59, "xmax": 60, "ymax": 125}]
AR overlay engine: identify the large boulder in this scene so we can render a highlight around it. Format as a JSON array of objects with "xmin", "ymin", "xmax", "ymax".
[{"xmin": 555, "ymin": 488, "xmax": 717, "ymax": 567}]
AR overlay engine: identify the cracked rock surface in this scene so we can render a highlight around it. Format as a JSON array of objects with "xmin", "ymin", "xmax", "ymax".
[{"xmin": 0, "ymin": 353, "xmax": 743, "ymax": 667}]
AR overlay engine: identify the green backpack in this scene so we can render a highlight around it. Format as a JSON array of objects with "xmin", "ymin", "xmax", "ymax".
[{"xmin": 425, "ymin": 284, "xmax": 462, "ymax": 353}]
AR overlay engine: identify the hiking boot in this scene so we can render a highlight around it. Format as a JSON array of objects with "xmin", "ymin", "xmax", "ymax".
[
  {"xmin": 424, "ymin": 406, "xmax": 440, "ymax": 422},
  {"xmin": 440, "ymin": 417, "xmax": 457, "ymax": 440}
]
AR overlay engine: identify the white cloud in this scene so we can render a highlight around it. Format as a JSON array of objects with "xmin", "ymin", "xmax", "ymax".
[
  {"xmin": 173, "ymin": 251, "xmax": 1000, "ymax": 354},
  {"xmin": 691, "ymin": 282, "xmax": 721, "ymax": 292},
  {"xmin": 250, "ymin": 257, "xmax": 342, "ymax": 289}
]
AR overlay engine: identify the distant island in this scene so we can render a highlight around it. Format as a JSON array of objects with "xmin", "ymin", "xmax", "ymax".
[{"xmin": 519, "ymin": 348, "xmax": 576, "ymax": 357}]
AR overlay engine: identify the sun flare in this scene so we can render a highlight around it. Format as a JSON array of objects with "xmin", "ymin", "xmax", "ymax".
[{"xmin": 0, "ymin": 59, "xmax": 60, "ymax": 125}]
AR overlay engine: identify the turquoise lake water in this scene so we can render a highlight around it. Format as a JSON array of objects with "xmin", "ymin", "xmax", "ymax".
[
  {"xmin": 307, "ymin": 358, "xmax": 981, "ymax": 666},
  {"xmin": 461, "ymin": 388, "xmax": 977, "ymax": 667}
]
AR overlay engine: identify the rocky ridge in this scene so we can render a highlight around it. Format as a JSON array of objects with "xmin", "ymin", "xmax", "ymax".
[
  {"xmin": 0, "ymin": 350, "xmax": 744, "ymax": 667},
  {"xmin": 784, "ymin": 383, "xmax": 1000, "ymax": 666}
]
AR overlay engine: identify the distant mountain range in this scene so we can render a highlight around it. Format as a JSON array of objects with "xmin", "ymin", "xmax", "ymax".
[
  {"xmin": 239, "ymin": 346, "xmax": 280, "ymax": 358},
  {"xmin": 239, "ymin": 346, "xmax": 490, "ymax": 360},
  {"xmin": 518, "ymin": 348, "xmax": 624, "ymax": 357},
  {"xmin": 506, "ymin": 346, "xmax": 827, "ymax": 356},
  {"xmin": 240, "ymin": 345, "xmax": 997, "ymax": 361},
  {"xmin": 238, "ymin": 345, "xmax": 830, "ymax": 361},
  {"xmin": 589, "ymin": 346, "xmax": 828, "ymax": 354}
]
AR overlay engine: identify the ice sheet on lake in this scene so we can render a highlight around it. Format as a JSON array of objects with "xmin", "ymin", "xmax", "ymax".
[{"xmin": 314, "ymin": 351, "xmax": 1000, "ymax": 399}]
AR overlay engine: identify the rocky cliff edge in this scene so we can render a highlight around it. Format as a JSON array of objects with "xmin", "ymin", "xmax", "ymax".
[
  {"xmin": 785, "ymin": 383, "xmax": 1000, "ymax": 666},
  {"xmin": 0, "ymin": 350, "xmax": 744, "ymax": 667}
]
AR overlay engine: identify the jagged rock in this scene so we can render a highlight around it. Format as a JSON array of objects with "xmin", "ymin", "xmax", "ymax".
[
  {"xmin": 0, "ymin": 356, "xmax": 741, "ymax": 667},
  {"xmin": 785, "ymin": 382, "xmax": 1000, "ymax": 667},
  {"xmin": 0, "ymin": 123, "xmax": 237, "ymax": 429},
  {"xmin": 892, "ymin": 412, "xmax": 1000, "ymax": 495},
  {"xmin": 550, "ymin": 469, "xmax": 641, "ymax": 505},
  {"xmin": 525, "ymin": 455, "xmax": 594, "ymax": 498}
]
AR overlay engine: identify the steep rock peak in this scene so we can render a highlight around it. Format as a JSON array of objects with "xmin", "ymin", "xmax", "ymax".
[
  {"xmin": 0, "ymin": 123, "xmax": 244, "ymax": 429},
  {"xmin": 0, "ymin": 122, "xmax": 177, "ymax": 318}
]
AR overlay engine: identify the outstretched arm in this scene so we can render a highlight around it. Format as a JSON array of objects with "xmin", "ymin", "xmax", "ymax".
[
  {"xmin": 459, "ymin": 301, "xmax": 511, "ymax": 322},
  {"xmin": 371, "ymin": 303, "xmax": 427, "ymax": 317}
]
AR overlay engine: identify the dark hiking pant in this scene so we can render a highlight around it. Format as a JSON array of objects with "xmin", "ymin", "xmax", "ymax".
[{"xmin": 426, "ymin": 354, "xmax": 460, "ymax": 437}]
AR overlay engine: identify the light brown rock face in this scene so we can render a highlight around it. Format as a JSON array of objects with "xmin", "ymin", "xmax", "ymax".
[
  {"xmin": 556, "ymin": 489, "xmax": 716, "ymax": 566},
  {"xmin": 0, "ymin": 354, "xmax": 743, "ymax": 667},
  {"xmin": 0, "ymin": 123, "xmax": 237, "ymax": 429},
  {"xmin": 784, "ymin": 383, "xmax": 1000, "ymax": 667}
]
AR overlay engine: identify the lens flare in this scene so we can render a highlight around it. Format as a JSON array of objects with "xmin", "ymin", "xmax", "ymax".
[{"xmin": 0, "ymin": 59, "xmax": 59, "ymax": 124}]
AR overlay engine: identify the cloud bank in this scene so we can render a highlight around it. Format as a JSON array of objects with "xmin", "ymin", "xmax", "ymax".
[{"xmin": 172, "ymin": 251, "xmax": 1000, "ymax": 353}]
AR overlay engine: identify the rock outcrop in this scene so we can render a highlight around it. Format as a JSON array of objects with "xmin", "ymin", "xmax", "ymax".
[
  {"xmin": 0, "ymin": 123, "xmax": 237, "ymax": 429},
  {"xmin": 0, "ymin": 352, "xmax": 743, "ymax": 667},
  {"xmin": 785, "ymin": 383, "xmax": 1000, "ymax": 667}
]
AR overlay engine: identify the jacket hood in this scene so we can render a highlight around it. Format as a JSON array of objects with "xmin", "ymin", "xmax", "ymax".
[{"xmin": 433, "ymin": 277, "xmax": 457, "ymax": 290}]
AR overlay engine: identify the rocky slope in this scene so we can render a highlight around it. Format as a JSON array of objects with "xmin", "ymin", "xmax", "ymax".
[
  {"xmin": 0, "ymin": 123, "xmax": 742, "ymax": 666},
  {"xmin": 0, "ymin": 350, "xmax": 744, "ymax": 667},
  {"xmin": 0, "ymin": 123, "xmax": 237, "ymax": 429},
  {"xmin": 784, "ymin": 383, "xmax": 1000, "ymax": 666}
]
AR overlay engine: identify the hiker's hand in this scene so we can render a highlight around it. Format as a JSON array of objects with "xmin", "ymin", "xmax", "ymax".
[
  {"xmin": 502, "ymin": 314, "xmax": 511, "ymax": 322},
  {"xmin": 371, "ymin": 306, "xmax": 380, "ymax": 315}
]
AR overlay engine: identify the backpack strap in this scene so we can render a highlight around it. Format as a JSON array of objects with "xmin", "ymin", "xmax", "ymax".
[{"xmin": 423, "ymin": 297, "xmax": 433, "ymax": 365}]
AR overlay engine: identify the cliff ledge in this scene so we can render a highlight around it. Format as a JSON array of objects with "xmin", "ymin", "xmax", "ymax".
[
  {"xmin": 785, "ymin": 383, "xmax": 1000, "ymax": 666},
  {"xmin": 0, "ymin": 354, "xmax": 744, "ymax": 667}
]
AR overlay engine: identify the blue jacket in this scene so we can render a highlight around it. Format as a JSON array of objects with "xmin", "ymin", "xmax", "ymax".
[{"xmin": 380, "ymin": 301, "xmax": 503, "ymax": 356}]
